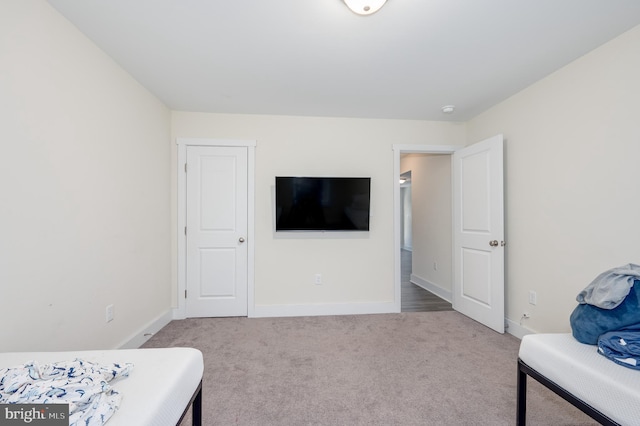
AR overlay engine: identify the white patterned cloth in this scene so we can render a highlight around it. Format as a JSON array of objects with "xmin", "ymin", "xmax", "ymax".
[{"xmin": 0, "ymin": 359, "xmax": 133, "ymax": 426}]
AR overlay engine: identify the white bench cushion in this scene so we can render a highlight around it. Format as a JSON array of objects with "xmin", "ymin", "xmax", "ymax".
[
  {"xmin": 519, "ymin": 333, "xmax": 640, "ymax": 425},
  {"xmin": 0, "ymin": 347, "xmax": 203, "ymax": 426}
]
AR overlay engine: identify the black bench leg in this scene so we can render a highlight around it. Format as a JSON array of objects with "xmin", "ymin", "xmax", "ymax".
[
  {"xmin": 517, "ymin": 360, "xmax": 527, "ymax": 425},
  {"xmin": 192, "ymin": 386, "xmax": 202, "ymax": 426}
]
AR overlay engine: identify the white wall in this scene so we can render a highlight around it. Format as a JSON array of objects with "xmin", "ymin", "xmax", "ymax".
[
  {"xmin": 400, "ymin": 154, "xmax": 452, "ymax": 296},
  {"xmin": 467, "ymin": 24, "xmax": 640, "ymax": 333},
  {"xmin": 171, "ymin": 113, "xmax": 466, "ymax": 315},
  {"xmin": 0, "ymin": 0, "xmax": 172, "ymax": 351}
]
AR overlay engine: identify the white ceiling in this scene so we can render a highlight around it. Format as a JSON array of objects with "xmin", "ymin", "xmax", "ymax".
[{"xmin": 47, "ymin": 0, "xmax": 640, "ymax": 121}]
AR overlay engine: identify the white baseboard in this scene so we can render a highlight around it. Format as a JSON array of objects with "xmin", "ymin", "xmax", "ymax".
[
  {"xmin": 410, "ymin": 274, "xmax": 452, "ymax": 303},
  {"xmin": 117, "ymin": 309, "xmax": 174, "ymax": 349},
  {"xmin": 172, "ymin": 307, "xmax": 186, "ymax": 320},
  {"xmin": 505, "ymin": 317, "xmax": 535, "ymax": 340},
  {"xmin": 163, "ymin": 299, "xmax": 534, "ymax": 342},
  {"xmin": 252, "ymin": 301, "xmax": 398, "ymax": 318}
]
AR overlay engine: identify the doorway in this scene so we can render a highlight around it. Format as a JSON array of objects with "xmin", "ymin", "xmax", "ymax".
[
  {"xmin": 393, "ymin": 137, "xmax": 505, "ymax": 333},
  {"xmin": 398, "ymin": 155, "xmax": 454, "ymax": 312}
]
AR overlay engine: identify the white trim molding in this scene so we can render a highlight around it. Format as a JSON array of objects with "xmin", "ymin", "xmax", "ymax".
[
  {"xmin": 177, "ymin": 138, "xmax": 257, "ymax": 148},
  {"xmin": 252, "ymin": 302, "xmax": 397, "ymax": 318},
  {"xmin": 118, "ymin": 309, "xmax": 173, "ymax": 349},
  {"xmin": 409, "ymin": 274, "xmax": 452, "ymax": 303},
  {"xmin": 505, "ymin": 317, "xmax": 535, "ymax": 340},
  {"xmin": 176, "ymin": 138, "xmax": 256, "ymax": 319}
]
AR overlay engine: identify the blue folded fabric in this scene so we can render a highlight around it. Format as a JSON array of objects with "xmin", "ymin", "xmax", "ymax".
[
  {"xmin": 598, "ymin": 324, "xmax": 640, "ymax": 370},
  {"xmin": 570, "ymin": 280, "xmax": 640, "ymax": 344}
]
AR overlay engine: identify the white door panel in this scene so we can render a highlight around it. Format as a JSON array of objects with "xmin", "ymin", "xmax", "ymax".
[
  {"xmin": 186, "ymin": 146, "xmax": 248, "ymax": 317},
  {"xmin": 453, "ymin": 135, "xmax": 504, "ymax": 333},
  {"xmin": 461, "ymin": 151, "xmax": 490, "ymax": 231},
  {"xmin": 461, "ymin": 248, "xmax": 491, "ymax": 305},
  {"xmin": 199, "ymin": 248, "xmax": 236, "ymax": 296},
  {"xmin": 200, "ymin": 156, "xmax": 238, "ymax": 230}
]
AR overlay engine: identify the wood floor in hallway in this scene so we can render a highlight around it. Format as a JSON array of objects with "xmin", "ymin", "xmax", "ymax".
[{"xmin": 401, "ymin": 249, "xmax": 453, "ymax": 312}]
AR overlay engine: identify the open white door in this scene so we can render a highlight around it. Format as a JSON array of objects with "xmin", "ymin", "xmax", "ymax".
[{"xmin": 452, "ymin": 135, "xmax": 504, "ymax": 333}]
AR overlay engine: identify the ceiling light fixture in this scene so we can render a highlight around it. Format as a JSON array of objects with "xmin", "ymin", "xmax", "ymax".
[
  {"xmin": 343, "ymin": 0, "xmax": 387, "ymax": 16},
  {"xmin": 442, "ymin": 105, "xmax": 456, "ymax": 114}
]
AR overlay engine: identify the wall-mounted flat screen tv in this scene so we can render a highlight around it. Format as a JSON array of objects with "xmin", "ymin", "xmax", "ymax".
[{"xmin": 275, "ymin": 177, "xmax": 371, "ymax": 231}]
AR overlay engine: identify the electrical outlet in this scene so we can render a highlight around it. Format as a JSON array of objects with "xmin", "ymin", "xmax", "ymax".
[
  {"xmin": 528, "ymin": 291, "xmax": 537, "ymax": 305},
  {"xmin": 314, "ymin": 274, "xmax": 322, "ymax": 285},
  {"xmin": 106, "ymin": 304, "xmax": 114, "ymax": 323}
]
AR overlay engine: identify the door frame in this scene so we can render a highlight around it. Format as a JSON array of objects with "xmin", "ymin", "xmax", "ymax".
[
  {"xmin": 176, "ymin": 138, "xmax": 256, "ymax": 319},
  {"xmin": 392, "ymin": 144, "xmax": 457, "ymax": 312}
]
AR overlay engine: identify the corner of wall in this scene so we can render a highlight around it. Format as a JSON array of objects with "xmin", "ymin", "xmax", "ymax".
[
  {"xmin": 117, "ymin": 310, "xmax": 174, "ymax": 349},
  {"xmin": 505, "ymin": 317, "xmax": 535, "ymax": 340}
]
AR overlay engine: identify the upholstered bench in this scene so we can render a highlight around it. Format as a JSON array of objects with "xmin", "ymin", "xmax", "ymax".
[
  {"xmin": 1, "ymin": 347, "xmax": 203, "ymax": 426},
  {"xmin": 517, "ymin": 333, "xmax": 640, "ymax": 425}
]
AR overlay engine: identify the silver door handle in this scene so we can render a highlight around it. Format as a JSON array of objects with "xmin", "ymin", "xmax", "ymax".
[
  {"xmin": 239, "ymin": 237, "xmax": 245, "ymax": 243},
  {"xmin": 489, "ymin": 240, "xmax": 499, "ymax": 247}
]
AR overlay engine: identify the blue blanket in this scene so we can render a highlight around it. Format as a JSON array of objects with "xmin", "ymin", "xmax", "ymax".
[
  {"xmin": 598, "ymin": 325, "xmax": 640, "ymax": 370},
  {"xmin": 570, "ymin": 279, "xmax": 640, "ymax": 345}
]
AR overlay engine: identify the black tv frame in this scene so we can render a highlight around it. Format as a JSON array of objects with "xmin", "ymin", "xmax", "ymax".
[{"xmin": 275, "ymin": 176, "xmax": 371, "ymax": 232}]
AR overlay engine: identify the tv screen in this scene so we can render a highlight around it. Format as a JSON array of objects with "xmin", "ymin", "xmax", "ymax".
[{"xmin": 275, "ymin": 177, "xmax": 371, "ymax": 231}]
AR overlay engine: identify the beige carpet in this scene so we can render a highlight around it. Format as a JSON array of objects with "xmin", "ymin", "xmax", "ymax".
[{"xmin": 142, "ymin": 311, "xmax": 596, "ymax": 425}]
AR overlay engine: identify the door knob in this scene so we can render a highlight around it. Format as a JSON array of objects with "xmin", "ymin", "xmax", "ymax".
[
  {"xmin": 489, "ymin": 240, "xmax": 499, "ymax": 247},
  {"xmin": 239, "ymin": 237, "xmax": 245, "ymax": 243}
]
